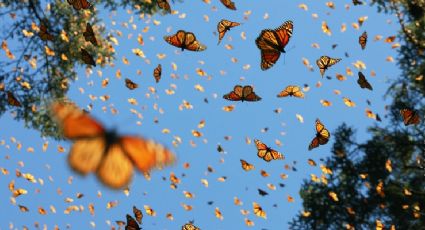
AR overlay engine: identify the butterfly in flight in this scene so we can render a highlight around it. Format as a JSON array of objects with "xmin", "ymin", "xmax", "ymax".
[
  {"xmin": 357, "ymin": 72, "xmax": 373, "ymax": 90},
  {"xmin": 125, "ymin": 78, "xmax": 139, "ymax": 90},
  {"xmin": 67, "ymin": 0, "xmax": 91, "ymax": 10},
  {"xmin": 50, "ymin": 102, "xmax": 175, "ymax": 189},
  {"xmin": 223, "ymin": 85, "xmax": 261, "ymax": 102},
  {"xmin": 132, "ymin": 206, "xmax": 143, "ymax": 224},
  {"xmin": 182, "ymin": 222, "xmax": 200, "ymax": 230},
  {"xmin": 157, "ymin": 0, "xmax": 172, "ymax": 14},
  {"xmin": 125, "ymin": 214, "xmax": 141, "ymax": 230},
  {"xmin": 217, "ymin": 19, "xmax": 240, "ymax": 44},
  {"xmin": 256, "ymin": 20, "xmax": 293, "ymax": 70},
  {"xmin": 240, "ymin": 159, "xmax": 255, "ymax": 171},
  {"xmin": 80, "ymin": 48, "xmax": 96, "ymax": 66},
  {"xmin": 353, "ymin": 0, "xmax": 363, "ymax": 5},
  {"xmin": 400, "ymin": 109, "xmax": 420, "ymax": 126},
  {"xmin": 253, "ymin": 202, "xmax": 267, "ymax": 219},
  {"xmin": 220, "ymin": 0, "xmax": 236, "ymax": 10},
  {"xmin": 308, "ymin": 119, "xmax": 330, "ymax": 150},
  {"xmin": 153, "ymin": 64, "xmax": 162, "ymax": 83},
  {"xmin": 164, "ymin": 30, "xmax": 206, "ymax": 51},
  {"xmin": 83, "ymin": 23, "xmax": 98, "ymax": 46},
  {"xmin": 39, "ymin": 24, "xmax": 54, "ymax": 41},
  {"xmin": 7, "ymin": 91, "xmax": 21, "ymax": 107},
  {"xmin": 359, "ymin": 31, "xmax": 367, "ymax": 50},
  {"xmin": 277, "ymin": 85, "xmax": 304, "ymax": 98},
  {"xmin": 254, "ymin": 139, "xmax": 284, "ymax": 162},
  {"xmin": 316, "ymin": 56, "xmax": 341, "ymax": 77}
]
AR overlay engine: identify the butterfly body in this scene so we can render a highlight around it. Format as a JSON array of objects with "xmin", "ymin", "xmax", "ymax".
[
  {"xmin": 164, "ymin": 30, "xmax": 206, "ymax": 51},
  {"xmin": 223, "ymin": 85, "xmax": 261, "ymax": 102},
  {"xmin": 256, "ymin": 21, "xmax": 293, "ymax": 70}
]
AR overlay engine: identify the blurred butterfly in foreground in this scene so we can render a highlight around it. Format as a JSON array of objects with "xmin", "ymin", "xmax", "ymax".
[
  {"xmin": 256, "ymin": 20, "xmax": 293, "ymax": 70},
  {"xmin": 182, "ymin": 223, "xmax": 200, "ymax": 230},
  {"xmin": 164, "ymin": 30, "xmax": 206, "ymax": 51},
  {"xmin": 277, "ymin": 85, "xmax": 304, "ymax": 98},
  {"xmin": 83, "ymin": 23, "xmax": 98, "ymax": 46},
  {"xmin": 153, "ymin": 64, "xmax": 162, "ymax": 83},
  {"xmin": 400, "ymin": 109, "xmax": 420, "ymax": 126},
  {"xmin": 157, "ymin": 0, "xmax": 172, "ymax": 14},
  {"xmin": 39, "ymin": 24, "xmax": 54, "ymax": 41},
  {"xmin": 217, "ymin": 19, "xmax": 241, "ymax": 44},
  {"xmin": 359, "ymin": 31, "xmax": 367, "ymax": 50},
  {"xmin": 50, "ymin": 102, "xmax": 175, "ymax": 189},
  {"xmin": 357, "ymin": 72, "xmax": 373, "ymax": 90},
  {"xmin": 316, "ymin": 56, "xmax": 341, "ymax": 77},
  {"xmin": 220, "ymin": 0, "xmax": 236, "ymax": 10},
  {"xmin": 80, "ymin": 48, "xmax": 96, "ymax": 66},
  {"xmin": 254, "ymin": 139, "xmax": 284, "ymax": 162},
  {"xmin": 308, "ymin": 119, "xmax": 330, "ymax": 150},
  {"xmin": 7, "ymin": 91, "xmax": 21, "ymax": 107},
  {"xmin": 223, "ymin": 85, "xmax": 261, "ymax": 102},
  {"xmin": 125, "ymin": 78, "xmax": 139, "ymax": 90},
  {"xmin": 67, "ymin": 0, "xmax": 91, "ymax": 10}
]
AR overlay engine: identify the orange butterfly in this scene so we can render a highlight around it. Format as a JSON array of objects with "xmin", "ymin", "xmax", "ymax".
[
  {"xmin": 316, "ymin": 56, "xmax": 341, "ymax": 77},
  {"xmin": 83, "ymin": 23, "xmax": 98, "ymax": 46},
  {"xmin": 359, "ymin": 31, "xmax": 367, "ymax": 50},
  {"xmin": 240, "ymin": 159, "xmax": 255, "ymax": 171},
  {"xmin": 255, "ymin": 20, "xmax": 293, "ymax": 70},
  {"xmin": 400, "ymin": 109, "xmax": 420, "ymax": 126},
  {"xmin": 67, "ymin": 0, "xmax": 91, "ymax": 10},
  {"xmin": 164, "ymin": 30, "xmax": 206, "ymax": 51},
  {"xmin": 182, "ymin": 222, "xmax": 200, "ymax": 230},
  {"xmin": 125, "ymin": 78, "xmax": 139, "ymax": 90},
  {"xmin": 254, "ymin": 139, "xmax": 284, "ymax": 162},
  {"xmin": 133, "ymin": 206, "xmax": 143, "ymax": 224},
  {"xmin": 277, "ymin": 85, "xmax": 304, "ymax": 98},
  {"xmin": 217, "ymin": 19, "xmax": 240, "ymax": 44},
  {"xmin": 223, "ymin": 85, "xmax": 261, "ymax": 102},
  {"xmin": 153, "ymin": 64, "xmax": 162, "ymax": 83},
  {"xmin": 220, "ymin": 0, "xmax": 236, "ymax": 10},
  {"xmin": 80, "ymin": 48, "xmax": 96, "ymax": 66},
  {"xmin": 253, "ymin": 202, "xmax": 266, "ymax": 219},
  {"xmin": 357, "ymin": 72, "xmax": 373, "ymax": 90},
  {"xmin": 157, "ymin": 0, "xmax": 171, "ymax": 13},
  {"xmin": 39, "ymin": 24, "xmax": 54, "ymax": 41},
  {"xmin": 308, "ymin": 119, "xmax": 330, "ymax": 150},
  {"xmin": 7, "ymin": 91, "xmax": 22, "ymax": 107},
  {"xmin": 50, "ymin": 102, "xmax": 175, "ymax": 189}
]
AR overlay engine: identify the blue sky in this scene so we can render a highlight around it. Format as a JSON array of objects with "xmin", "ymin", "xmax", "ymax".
[{"xmin": 0, "ymin": 0, "xmax": 401, "ymax": 229}]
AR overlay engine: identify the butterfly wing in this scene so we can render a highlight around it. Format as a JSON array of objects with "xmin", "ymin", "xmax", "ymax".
[
  {"xmin": 359, "ymin": 31, "xmax": 367, "ymax": 50},
  {"xmin": 39, "ymin": 24, "xmax": 54, "ymax": 41},
  {"xmin": 357, "ymin": 72, "xmax": 373, "ymax": 90},
  {"xmin": 220, "ymin": 0, "xmax": 236, "ymax": 10},
  {"xmin": 153, "ymin": 64, "xmax": 162, "ymax": 83},
  {"xmin": 217, "ymin": 20, "xmax": 240, "ymax": 44},
  {"xmin": 240, "ymin": 159, "xmax": 254, "ymax": 171},
  {"xmin": 80, "ymin": 49, "xmax": 96, "ymax": 66},
  {"xmin": 125, "ymin": 214, "xmax": 141, "ymax": 230},
  {"xmin": 254, "ymin": 139, "xmax": 269, "ymax": 159},
  {"xmin": 315, "ymin": 119, "xmax": 330, "ymax": 146},
  {"xmin": 125, "ymin": 78, "xmax": 138, "ymax": 90},
  {"xmin": 133, "ymin": 206, "xmax": 143, "ymax": 224},
  {"xmin": 157, "ymin": 0, "xmax": 172, "ymax": 13},
  {"xmin": 292, "ymin": 86, "xmax": 305, "ymax": 98},
  {"xmin": 223, "ymin": 85, "xmax": 243, "ymax": 101},
  {"xmin": 182, "ymin": 223, "xmax": 200, "ymax": 230},
  {"xmin": 7, "ymin": 91, "xmax": 22, "ymax": 107},
  {"xmin": 308, "ymin": 137, "xmax": 320, "ymax": 151},
  {"xmin": 316, "ymin": 56, "xmax": 341, "ymax": 76},
  {"xmin": 400, "ymin": 109, "xmax": 420, "ymax": 126},
  {"xmin": 83, "ymin": 23, "xmax": 98, "ymax": 46},
  {"xmin": 242, "ymin": 85, "xmax": 261, "ymax": 101},
  {"xmin": 184, "ymin": 32, "xmax": 207, "ymax": 51},
  {"xmin": 164, "ymin": 30, "xmax": 185, "ymax": 49},
  {"xmin": 67, "ymin": 137, "xmax": 105, "ymax": 175}
]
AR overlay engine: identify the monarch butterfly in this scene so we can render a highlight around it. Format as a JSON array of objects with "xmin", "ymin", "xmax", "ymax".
[
  {"xmin": 182, "ymin": 222, "xmax": 200, "ymax": 230},
  {"xmin": 80, "ymin": 48, "xmax": 96, "ymax": 66},
  {"xmin": 258, "ymin": 188, "xmax": 268, "ymax": 196},
  {"xmin": 359, "ymin": 31, "xmax": 367, "ymax": 50},
  {"xmin": 253, "ymin": 202, "xmax": 266, "ymax": 219},
  {"xmin": 39, "ymin": 24, "xmax": 54, "ymax": 41},
  {"xmin": 220, "ymin": 0, "xmax": 236, "ymax": 10},
  {"xmin": 153, "ymin": 64, "xmax": 162, "ymax": 83},
  {"xmin": 67, "ymin": 0, "xmax": 91, "ymax": 10},
  {"xmin": 400, "ymin": 109, "xmax": 420, "ymax": 126},
  {"xmin": 254, "ymin": 139, "xmax": 284, "ymax": 162},
  {"xmin": 83, "ymin": 23, "xmax": 98, "ymax": 46},
  {"xmin": 308, "ymin": 119, "xmax": 330, "ymax": 151},
  {"xmin": 125, "ymin": 78, "xmax": 138, "ymax": 90},
  {"xmin": 223, "ymin": 85, "xmax": 261, "ymax": 102},
  {"xmin": 277, "ymin": 85, "xmax": 304, "ymax": 98},
  {"xmin": 164, "ymin": 30, "xmax": 206, "ymax": 51},
  {"xmin": 256, "ymin": 20, "xmax": 293, "ymax": 70},
  {"xmin": 357, "ymin": 72, "xmax": 373, "ymax": 90},
  {"xmin": 7, "ymin": 91, "xmax": 21, "ymax": 107},
  {"xmin": 126, "ymin": 214, "xmax": 141, "ymax": 230},
  {"xmin": 133, "ymin": 206, "xmax": 143, "ymax": 224},
  {"xmin": 240, "ymin": 159, "xmax": 255, "ymax": 171},
  {"xmin": 316, "ymin": 56, "xmax": 341, "ymax": 77},
  {"xmin": 217, "ymin": 19, "xmax": 240, "ymax": 45},
  {"xmin": 157, "ymin": 0, "xmax": 171, "ymax": 13},
  {"xmin": 353, "ymin": 0, "xmax": 363, "ymax": 5},
  {"xmin": 50, "ymin": 102, "xmax": 175, "ymax": 189}
]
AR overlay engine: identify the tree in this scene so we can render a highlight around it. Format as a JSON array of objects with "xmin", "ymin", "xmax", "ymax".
[
  {"xmin": 0, "ymin": 0, "xmax": 166, "ymax": 138},
  {"xmin": 289, "ymin": 1, "xmax": 425, "ymax": 229}
]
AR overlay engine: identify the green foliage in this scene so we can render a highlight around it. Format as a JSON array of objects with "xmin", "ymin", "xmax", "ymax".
[
  {"xmin": 0, "ymin": 0, "xmax": 167, "ymax": 139},
  {"xmin": 289, "ymin": 0, "xmax": 425, "ymax": 229}
]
